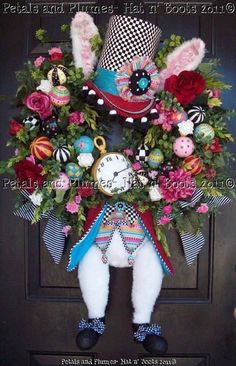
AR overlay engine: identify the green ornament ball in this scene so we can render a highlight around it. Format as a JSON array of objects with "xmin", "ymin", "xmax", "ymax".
[
  {"xmin": 65, "ymin": 162, "xmax": 84, "ymax": 180},
  {"xmin": 194, "ymin": 123, "xmax": 215, "ymax": 143},
  {"xmin": 148, "ymin": 148, "xmax": 164, "ymax": 168}
]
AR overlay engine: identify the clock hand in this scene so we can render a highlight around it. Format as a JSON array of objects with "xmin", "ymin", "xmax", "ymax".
[{"xmin": 112, "ymin": 167, "xmax": 129, "ymax": 181}]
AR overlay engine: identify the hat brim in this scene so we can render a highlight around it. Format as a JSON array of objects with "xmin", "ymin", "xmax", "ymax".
[{"xmin": 86, "ymin": 81, "xmax": 155, "ymax": 118}]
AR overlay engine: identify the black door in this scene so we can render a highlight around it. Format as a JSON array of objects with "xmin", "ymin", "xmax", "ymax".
[{"xmin": 1, "ymin": 1, "xmax": 236, "ymax": 365}]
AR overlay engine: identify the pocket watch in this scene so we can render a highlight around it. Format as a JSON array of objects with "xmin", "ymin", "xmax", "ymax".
[{"xmin": 92, "ymin": 136, "xmax": 134, "ymax": 196}]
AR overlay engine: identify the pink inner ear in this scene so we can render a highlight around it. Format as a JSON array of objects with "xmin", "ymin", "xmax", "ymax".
[{"xmin": 158, "ymin": 38, "xmax": 205, "ymax": 90}]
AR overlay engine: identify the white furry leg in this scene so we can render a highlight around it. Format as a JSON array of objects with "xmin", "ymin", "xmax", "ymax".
[
  {"xmin": 78, "ymin": 245, "xmax": 110, "ymax": 319},
  {"xmin": 132, "ymin": 239, "xmax": 164, "ymax": 324}
]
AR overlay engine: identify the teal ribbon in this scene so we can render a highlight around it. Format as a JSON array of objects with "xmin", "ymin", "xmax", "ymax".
[{"xmin": 94, "ymin": 68, "xmax": 119, "ymax": 96}]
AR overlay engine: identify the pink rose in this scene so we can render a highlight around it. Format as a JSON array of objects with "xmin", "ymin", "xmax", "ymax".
[
  {"xmin": 163, "ymin": 205, "xmax": 172, "ymax": 214},
  {"xmin": 69, "ymin": 111, "xmax": 85, "ymax": 125},
  {"xmin": 196, "ymin": 203, "xmax": 209, "ymax": 214},
  {"xmin": 158, "ymin": 216, "xmax": 171, "ymax": 225},
  {"xmin": 23, "ymin": 92, "xmax": 52, "ymax": 119},
  {"xmin": 132, "ymin": 162, "xmax": 142, "ymax": 171},
  {"xmin": 34, "ymin": 56, "xmax": 45, "ymax": 68}
]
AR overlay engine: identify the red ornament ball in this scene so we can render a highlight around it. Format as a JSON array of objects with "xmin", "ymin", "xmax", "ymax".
[
  {"xmin": 30, "ymin": 136, "xmax": 53, "ymax": 160},
  {"xmin": 183, "ymin": 155, "xmax": 202, "ymax": 176}
]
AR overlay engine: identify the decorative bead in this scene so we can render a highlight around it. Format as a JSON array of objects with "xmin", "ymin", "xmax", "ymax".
[
  {"xmin": 188, "ymin": 106, "xmax": 206, "ymax": 124},
  {"xmin": 47, "ymin": 65, "xmax": 67, "ymax": 86},
  {"xmin": 42, "ymin": 117, "xmax": 60, "ymax": 138},
  {"xmin": 173, "ymin": 137, "xmax": 195, "ymax": 158},
  {"xmin": 49, "ymin": 86, "xmax": 70, "ymax": 106},
  {"xmin": 53, "ymin": 146, "xmax": 70, "ymax": 163},
  {"xmin": 136, "ymin": 144, "xmax": 150, "ymax": 163},
  {"xmin": 148, "ymin": 148, "xmax": 164, "ymax": 168},
  {"xmin": 30, "ymin": 136, "xmax": 53, "ymax": 160},
  {"xmin": 194, "ymin": 123, "xmax": 215, "ymax": 143},
  {"xmin": 74, "ymin": 136, "xmax": 94, "ymax": 154},
  {"xmin": 65, "ymin": 162, "xmax": 84, "ymax": 180},
  {"xmin": 22, "ymin": 116, "xmax": 40, "ymax": 131}
]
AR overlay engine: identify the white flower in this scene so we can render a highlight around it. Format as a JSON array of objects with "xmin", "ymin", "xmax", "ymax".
[
  {"xmin": 77, "ymin": 153, "xmax": 94, "ymax": 168},
  {"xmin": 178, "ymin": 119, "xmax": 194, "ymax": 136},
  {"xmin": 36, "ymin": 79, "xmax": 52, "ymax": 94},
  {"xmin": 149, "ymin": 184, "xmax": 162, "ymax": 202},
  {"xmin": 29, "ymin": 191, "xmax": 43, "ymax": 206}
]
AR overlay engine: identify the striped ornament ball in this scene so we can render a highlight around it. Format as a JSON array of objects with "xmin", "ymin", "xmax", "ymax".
[
  {"xmin": 49, "ymin": 86, "xmax": 70, "ymax": 106},
  {"xmin": 53, "ymin": 146, "xmax": 71, "ymax": 163},
  {"xmin": 30, "ymin": 136, "xmax": 53, "ymax": 160},
  {"xmin": 183, "ymin": 155, "xmax": 202, "ymax": 176},
  {"xmin": 187, "ymin": 106, "xmax": 206, "ymax": 124}
]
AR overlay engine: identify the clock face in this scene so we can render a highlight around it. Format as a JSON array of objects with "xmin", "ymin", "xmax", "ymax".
[{"xmin": 95, "ymin": 153, "xmax": 134, "ymax": 195}]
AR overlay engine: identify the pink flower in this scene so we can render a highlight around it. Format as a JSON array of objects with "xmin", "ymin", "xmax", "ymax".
[
  {"xmin": 74, "ymin": 195, "xmax": 82, "ymax": 204},
  {"xmin": 48, "ymin": 47, "xmax": 62, "ymax": 55},
  {"xmin": 158, "ymin": 216, "xmax": 171, "ymax": 225},
  {"xmin": 69, "ymin": 111, "xmax": 85, "ymax": 125},
  {"xmin": 132, "ymin": 162, "xmax": 142, "ymax": 171},
  {"xmin": 163, "ymin": 205, "xmax": 172, "ymax": 214},
  {"xmin": 66, "ymin": 201, "xmax": 79, "ymax": 214},
  {"xmin": 159, "ymin": 168, "xmax": 196, "ymax": 203},
  {"xmin": 34, "ymin": 56, "xmax": 45, "ymax": 68},
  {"xmin": 123, "ymin": 148, "xmax": 134, "ymax": 157},
  {"xmin": 23, "ymin": 92, "xmax": 52, "ymax": 119},
  {"xmin": 151, "ymin": 101, "xmax": 175, "ymax": 132},
  {"xmin": 212, "ymin": 89, "xmax": 221, "ymax": 98},
  {"xmin": 196, "ymin": 203, "xmax": 209, "ymax": 214},
  {"xmin": 148, "ymin": 170, "xmax": 159, "ymax": 180},
  {"xmin": 62, "ymin": 225, "xmax": 71, "ymax": 237}
]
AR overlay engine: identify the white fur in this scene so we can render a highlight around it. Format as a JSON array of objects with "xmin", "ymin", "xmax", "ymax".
[
  {"xmin": 78, "ymin": 245, "xmax": 110, "ymax": 318},
  {"xmin": 132, "ymin": 238, "xmax": 164, "ymax": 323},
  {"xmin": 78, "ymin": 232, "xmax": 164, "ymax": 323},
  {"xmin": 70, "ymin": 12, "xmax": 99, "ymax": 77}
]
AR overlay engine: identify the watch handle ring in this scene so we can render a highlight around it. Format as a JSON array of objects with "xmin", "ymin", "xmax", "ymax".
[{"xmin": 94, "ymin": 136, "xmax": 107, "ymax": 154}]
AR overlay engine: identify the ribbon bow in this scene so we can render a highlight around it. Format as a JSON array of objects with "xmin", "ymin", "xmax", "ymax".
[
  {"xmin": 134, "ymin": 323, "xmax": 161, "ymax": 342},
  {"xmin": 14, "ymin": 190, "xmax": 66, "ymax": 264},
  {"xmin": 78, "ymin": 318, "xmax": 106, "ymax": 335},
  {"xmin": 157, "ymin": 189, "xmax": 232, "ymax": 266}
]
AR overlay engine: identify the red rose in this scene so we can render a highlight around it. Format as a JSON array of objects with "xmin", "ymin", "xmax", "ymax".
[
  {"xmin": 23, "ymin": 92, "xmax": 52, "ymax": 120},
  {"xmin": 50, "ymin": 53, "xmax": 64, "ymax": 62},
  {"xmin": 205, "ymin": 137, "xmax": 222, "ymax": 153},
  {"xmin": 15, "ymin": 158, "xmax": 46, "ymax": 193},
  {"xmin": 164, "ymin": 71, "xmax": 206, "ymax": 105},
  {"xmin": 9, "ymin": 119, "xmax": 23, "ymax": 136},
  {"xmin": 77, "ymin": 186, "xmax": 94, "ymax": 198}
]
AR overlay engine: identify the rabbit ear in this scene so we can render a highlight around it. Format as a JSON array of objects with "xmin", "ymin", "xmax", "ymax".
[
  {"xmin": 158, "ymin": 38, "xmax": 206, "ymax": 89},
  {"xmin": 70, "ymin": 12, "xmax": 100, "ymax": 78}
]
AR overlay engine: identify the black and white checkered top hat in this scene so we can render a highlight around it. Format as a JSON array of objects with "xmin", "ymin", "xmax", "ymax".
[{"xmin": 98, "ymin": 15, "xmax": 162, "ymax": 71}]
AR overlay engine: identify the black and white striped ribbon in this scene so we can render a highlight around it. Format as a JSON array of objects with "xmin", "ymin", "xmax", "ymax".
[
  {"xmin": 179, "ymin": 231, "xmax": 205, "ymax": 266},
  {"xmin": 14, "ymin": 190, "xmax": 65, "ymax": 264},
  {"xmin": 179, "ymin": 188, "xmax": 203, "ymax": 208},
  {"xmin": 156, "ymin": 188, "xmax": 231, "ymax": 265},
  {"xmin": 203, "ymin": 195, "xmax": 232, "ymax": 209}
]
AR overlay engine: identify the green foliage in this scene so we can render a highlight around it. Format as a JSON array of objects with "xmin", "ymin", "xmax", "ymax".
[
  {"xmin": 155, "ymin": 34, "xmax": 184, "ymax": 70},
  {"xmin": 35, "ymin": 28, "xmax": 48, "ymax": 43},
  {"xmin": 90, "ymin": 34, "xmax": 103, "ymax": 57},
  {"xmin": 83, "ymin": 104, "xmax": 98, "ymax": 131},
  {"xmin": 157, "ymin": 91, "xmax": 183, "ymax": 112},
  {"xmin": 198, "ymin": 59, "xmax": 232, "ymax": 90},
  {"xmin": 61, "ymin": 24, "xmax": 70, "ymax": 33}
]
